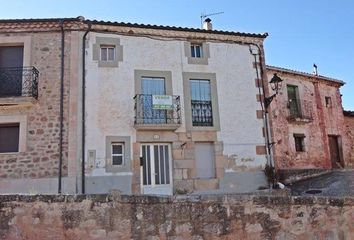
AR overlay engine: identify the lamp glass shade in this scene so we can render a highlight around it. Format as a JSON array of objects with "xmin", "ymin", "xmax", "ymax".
[{"xmin": 269, "ymin": 73, "xmax": 283, "ymax": 92}]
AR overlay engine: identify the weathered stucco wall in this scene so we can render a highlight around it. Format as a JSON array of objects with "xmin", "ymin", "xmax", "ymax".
[
  {"xmin": 267, "ymin": 69, "xmax": 345, "ymax": 170},
  {"xmin": 0, "ymin": 194, "xmax": 353, "ymax": 239},
  {"xmin": 84, "ymin": 31, "xmax": 268, "ymax": 194}
]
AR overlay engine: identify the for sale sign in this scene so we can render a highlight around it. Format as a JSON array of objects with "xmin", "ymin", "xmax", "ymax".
[{"xmin": 152, "ymin": 95, "xmax": 173, "ymax": 109}]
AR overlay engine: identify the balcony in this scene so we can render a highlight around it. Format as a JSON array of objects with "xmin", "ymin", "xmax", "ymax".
[
  {"xmin": 191, "ymin": 100, "xmax": 213, "ymax": 126},
  {"xmin": 0, "ymin": 67, "xmax": 39, "ymax": 106},
  {"xmin": 287, "ymin": 99, "xmax": 313, "ymax": 123},
  {"xmin": 134, "ymin": 94, "xmax": 181, "ymax": 130}
]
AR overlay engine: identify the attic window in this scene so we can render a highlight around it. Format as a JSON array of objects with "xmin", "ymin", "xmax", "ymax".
[
  {"xmin": 191, "ymin": 44, "xmax": 203, "ymax": 58},
  {"xmin": 100, "ymin": 45, "xmax": 115, "ymax": 62}
]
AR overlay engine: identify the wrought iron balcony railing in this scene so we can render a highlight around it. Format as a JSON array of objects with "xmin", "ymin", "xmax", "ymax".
[
  {"xmin": 134, "ymin": 94, "xmax": 181, "ymax": 126},
  {"xmin": 287, "ymin": 99, "xmax": 313, "ymax": 122},
  {"xmin": 0, "ymin": 67, "xmax": 39, "ymax": 99},
  {"xmin": 191, "ymin": 100, "xmax": 213, "ymax": 126}
]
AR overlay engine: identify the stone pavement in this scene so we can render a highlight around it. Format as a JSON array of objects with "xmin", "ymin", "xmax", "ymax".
[{"xmin": 289, "ymin": 170, "xmax": 354, "ymax": 197}]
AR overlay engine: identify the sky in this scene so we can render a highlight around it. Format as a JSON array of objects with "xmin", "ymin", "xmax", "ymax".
[{"xmin": 2, "ymin": 0, "xmax": 353, "ymax": 109}]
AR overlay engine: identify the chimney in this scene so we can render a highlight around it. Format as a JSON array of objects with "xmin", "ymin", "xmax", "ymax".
[
  {"xmin": 203, "ymin": 18, "xmax": 212, "ymax": 30},
  {"xmin": 313, "ymin": 63, "xmax": 318, "ymax": 76}
]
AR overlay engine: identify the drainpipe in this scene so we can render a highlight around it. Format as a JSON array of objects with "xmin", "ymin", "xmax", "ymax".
[
  {"xmin": 81, "ymin": 23, "xmax": 91, "ymax": 194},
  {"xmin": 58, "ymin": 20, "xmax": 65, "ymax": 194},
  {"xmin": 249, "ymin": 43, "xmax": 275, "ymax": 186}
]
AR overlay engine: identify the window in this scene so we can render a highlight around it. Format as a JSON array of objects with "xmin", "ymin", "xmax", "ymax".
[
  {"xmin": 191, "ymin": 44, "xmax": 203, "ymax": 58},
  {"xmin": 184, "ymin": 42, "xmax": 210, "ymax": 65},
  {"xmin": 106, "ymin": 136, "xmax": 131, "ymax": 172},
  {"xmin": 325, "ymin": 96, "xmax": 332, "ymax": 107},
  {"xmin": 190, "ymin": 79, "xmax": 213, "ymax": 126},
  {"xmin": 111, "ymin": 143, "xmax": 124, "ymax": 166},
  {"xmin": 287, "ymin": 85, "xmax": 301, "ymax": 118},
  {"xmin": 0, "ymin": 46, "xmax": 24, "ymax": 97},
  {"xmin": 100, "ymin": 45, "xmax": 115, "ymax": 62},
  {"xmin": 93, "ymin": 37, "xmax": 123, "ymax": 67},
  {"xmin": 294, "ymin": 134, "xmax": 305, "ymax": 152},
  {"xmin": 0, "ymin": 123, "xmax": 20, "ymax": 153}
]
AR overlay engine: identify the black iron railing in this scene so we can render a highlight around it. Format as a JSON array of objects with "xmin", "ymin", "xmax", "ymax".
[
  {"xmin": 287, "ymin": 99, "xmax": 313, "ymax": 121},
  {"xmin": 134, "ymin": 94, "xmax": 181, "ymax": 125},
  {"xmin": 191, "ymin": 100, "xmax": 213, "ymax": 126},
  {"xmin": 0, "ymin": 67, "xmax": 39, "ymax": 99}
]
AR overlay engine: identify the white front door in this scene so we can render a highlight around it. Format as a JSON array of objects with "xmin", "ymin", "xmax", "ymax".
[{"xmin": 140, "ymin": 144, "xmax": 173, "ymax": 195}]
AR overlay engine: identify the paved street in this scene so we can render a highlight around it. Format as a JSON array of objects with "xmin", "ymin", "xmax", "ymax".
[{"xmin": 289, "ymin": 170, "xmax": 354, "ymax": 197}]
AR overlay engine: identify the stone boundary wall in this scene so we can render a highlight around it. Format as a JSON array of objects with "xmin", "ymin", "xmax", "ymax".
[{"xmin": 0, "ymin": 193, "xmax": 353, "ymax": 239}]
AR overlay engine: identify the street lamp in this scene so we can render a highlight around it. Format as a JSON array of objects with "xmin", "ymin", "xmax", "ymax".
[{"xmin": 264, "ymin": 73, "xmax": 283, "ymax": 109}]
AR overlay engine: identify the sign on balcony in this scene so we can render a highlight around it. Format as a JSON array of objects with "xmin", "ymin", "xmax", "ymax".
[{"xmin": 152, "ymin": 95, "xmax": 173, "ymax": 109}]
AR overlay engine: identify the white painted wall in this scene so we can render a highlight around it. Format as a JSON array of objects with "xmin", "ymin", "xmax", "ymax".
[{"xmin": 85, "ymin": 32, "xmax": 266, "ymax": 177}]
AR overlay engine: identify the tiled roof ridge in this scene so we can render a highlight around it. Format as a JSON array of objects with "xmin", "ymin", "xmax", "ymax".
[
  {"xmin": 0, "ymin": 16, "xmax": 268, "ymax": 38},
  {"xmin": 266, "ymin": 65, "xmax": 345, "ymax": 85},
  {"xmin": 344, "ymin": 110, "xmax": 354, "ymax": 117}
]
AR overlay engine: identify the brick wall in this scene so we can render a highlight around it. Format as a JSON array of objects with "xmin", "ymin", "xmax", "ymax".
[
  {"xmin": 0, "ymin": 31, "xmax": 71, "ymax": 179},
  {"xmin": 0, "ymin": 193, "xmax": 352, "ymax": 239},
  {"xmin": 344, "ymin": 115, "xmax": 354, "ymax": 167},
  {"xmin": 267, "ymin": 69, "xmax": 345, "ymax": 170}
]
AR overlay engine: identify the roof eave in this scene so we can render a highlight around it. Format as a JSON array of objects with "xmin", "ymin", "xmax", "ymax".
[{"xmin": 266, "ymin": 65, "xmax": 345, "ymax": 86}]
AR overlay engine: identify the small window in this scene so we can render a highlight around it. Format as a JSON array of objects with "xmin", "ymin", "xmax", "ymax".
[
  {"xmin": 111, "ymin": 143, "xmax": 124, "ymax": 166},
  {"xmin": 325, "ymin": 97, "xmax": 332, "ymax": 107},
  {"xmin": 191, "ymin": 44, "xmax": 203, "ymax": 58},
  {"xmin": 294, "ymin": 134, "xmax": 305, "ymax": 152},
  {"xmin": 100, "ymin": 45, "xmax": 115, "ymax": 62},
  {"xmin": 0, "ymin": 123, "xmax": 20, "ymax": 153}
]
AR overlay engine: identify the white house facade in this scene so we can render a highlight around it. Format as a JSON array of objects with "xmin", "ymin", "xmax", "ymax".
[{"xmin": 83, "ymin": 21, "xmax": 271, "ymax": 195}]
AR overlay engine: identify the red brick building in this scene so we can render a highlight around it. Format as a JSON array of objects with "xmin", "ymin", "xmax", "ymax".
[
  {"xmin": 266, "ymin": 66, "xmax": 351, "ymax": 173},
  {"xmin": 344, "ymin": 110, "xmax": 354, "ymax": 168}
]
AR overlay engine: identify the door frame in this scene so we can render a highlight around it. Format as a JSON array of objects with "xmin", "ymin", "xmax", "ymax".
[
  {"xmin": 328, "ymin": 135, "xmax": 344, "ymax": 168},
  {"xmin": 140, "ymin": 143, "xmax": 173, "ymax": 195}
]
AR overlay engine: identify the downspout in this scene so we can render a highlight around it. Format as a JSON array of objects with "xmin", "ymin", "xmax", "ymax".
[
  {"xmin": 58, "ymin": 20, "xmax": 65, "ymax": 194},
  {"xmin": 81, "ymin": 23, "xmax": 91, "ymax": 194},
  {"xmin": 249, "ymin": 43, "xmax": 275, "ymax": 186}
]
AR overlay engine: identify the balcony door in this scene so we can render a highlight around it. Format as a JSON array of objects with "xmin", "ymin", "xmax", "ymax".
[
  {"xmin": 141, "ymin": 77, "xmax": 166, "ymax": 124},
  {"xmin": 0, "ymin": 46, "xmax": 24, "ymax": 97},
  {"xmin": 287, "ymin": 85, "xmax": 301, "ymax": 118},
  {"xmin": 190, "ymin": 79, "xmax": 213, "ymax": 126},
  {"xmin": 140, "ymin": 144, "xmax": 172, "ymax": 195}
]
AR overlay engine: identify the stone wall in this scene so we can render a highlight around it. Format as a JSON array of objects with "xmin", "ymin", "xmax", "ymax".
[
  {"xmin": 0, "ymin": 193, "xmax": 352, "ymax": 239},
  {"xmin": 0, "ymin": 31, "xmax": 71, "ymax": 180},
  {"xmin": 344, "ymin": 114, "xmax": 354, "ymax": 168}
]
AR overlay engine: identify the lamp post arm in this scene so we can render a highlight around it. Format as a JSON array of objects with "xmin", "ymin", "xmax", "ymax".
[{"xmin": 264, "ymin": 93, "xmax": 277, "ymax": 110}]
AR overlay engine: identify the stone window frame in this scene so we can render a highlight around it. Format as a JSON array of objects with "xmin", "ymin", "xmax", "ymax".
[
  {"xmin": 106, "ymin": 136, "xmax": 131, "ymax": 172},
  {"xmin": 184, "ymin": 41, "xmax": 210, "ymax": 65},
  {"xmin": 134, "ymin": 70, "xmax": 173, "ymax": 95},
  {"xmin": 183, "ymin": 72, "xmax": 220, "ymax": 131},
  {"xmin": 93, "ymin": 37, "xmax": 123, "ymax": 68},
  {"xmin": 0, "ymin": 115, "xmax": 27, "ymax": 154},
  {"xmin": 0, "ymin": 36, "xmax": 31, "ymax": 67}
]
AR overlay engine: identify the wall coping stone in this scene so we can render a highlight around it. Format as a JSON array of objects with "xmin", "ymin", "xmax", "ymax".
[{"xmin": 0, "ymin": 193, "xmax": 353, "ymax": 207}]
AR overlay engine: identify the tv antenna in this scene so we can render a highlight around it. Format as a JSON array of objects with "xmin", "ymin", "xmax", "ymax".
[{"xmin": 200, "ymin": 11, "xmax": 224, "ymax": 28}]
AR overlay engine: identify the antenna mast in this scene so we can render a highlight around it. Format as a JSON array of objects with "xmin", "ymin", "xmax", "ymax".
[{"xmin": 200, "ymin": 11, "xmax": 224, "ymax": 28}]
